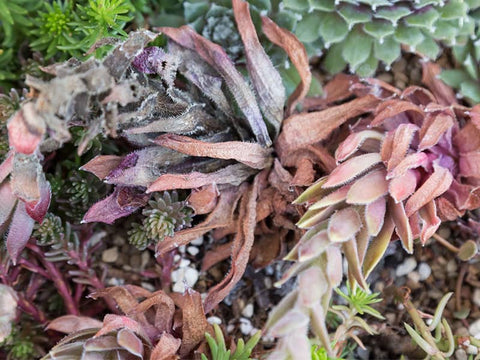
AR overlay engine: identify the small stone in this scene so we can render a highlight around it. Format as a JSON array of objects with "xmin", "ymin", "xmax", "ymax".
[
  {"xmin": 172, "ymin": 281, "xmax": 185, "ymax": 293},
  {"xmin": 467, "ymin": 345, "xmax": 478, "ymax": 355},
  {"xmin": 469, "ymin": 318, "xmax": 480, "ymax": 338},
  {"xmin": 184, "ymin": 267, "xmax": 199, "ymax": 287},
  {"xmin": 171, "ymin": 269, "xmax": 184, "ymax": 283},
  {"xmin": 207, "ymin": 316, "xmax": 222, "ymax": 325},
  {"xmin": 474, "ymin": 289, "xmax": 480, "ymax": 308},
  {"xmin": 130, "ymin": 254, "xmax": 141, "ymax": 269},
  {"xmin": 242, "ymin": 303, "xmax": 254, "ymax": 318},
  {"xmin": 455, "ymin": 349, "xmax": 468, "ymax": 360},
  {"xmin": 447, "ymin": 259, "xmax": 458, "ymax": 274},
  {"xmin": 141, "ymin": 282, "xmax": 155, "ymax": 292},
  {"xmin": 396, "ymin": 257, "xmax": 417, "ymax": 277},
  {"xmin": 179, "ymin": 259, "xmax": 191, "ymax": 268},
  {"xmin": 141, "ymin": 251, "xmax": 150, "ymax": 269},
  {"xmin": 227, "ymin": 324, "xmax": 235, "ymax": 333},
  {"xmin": 174, "ymin": 254, "xmax": 181, "ymax": 262},
  {"xmin": 102, "ymin": 247, "xmax": 119, "ymax": 263},
  {"xmin": 418, "ymin": 263, "xmax": 432, "ymax": 281},
  {"xmin": 179, "ymin": 245, "xmax": 186, "ymax": 253},
  {"xmin": 187, "ymin": 246, "xmax": 199, "ymax": 256},
  {"xmin": 191, "ymin": 237, "xmax": 204, "ymax": 246},
  {"xmin": 239, "ymin": 318, "xmax": 253, "ymax": 336},
  {"xmin": 407, "ymin": 271, "xmax": 420, "ymax": 284}
]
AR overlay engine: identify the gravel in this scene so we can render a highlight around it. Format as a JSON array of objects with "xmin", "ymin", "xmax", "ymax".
[{"xmin": 395, "ymin": 257, "xmax": 417, "ymax": 277}]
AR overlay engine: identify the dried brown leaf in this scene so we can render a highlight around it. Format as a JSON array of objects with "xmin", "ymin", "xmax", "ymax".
[
  {"xmin": 421, "ymin": 62, "xmax": 457, "ymax": 106},
  {"xmin": 151, "ymin": 333, "xmax": 181, "ymax": 360}
]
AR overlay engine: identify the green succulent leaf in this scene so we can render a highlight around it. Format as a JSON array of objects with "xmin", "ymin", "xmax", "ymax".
[{"xmin": 341, "ymin": 30, "xmax": 373, "ymax": 72}]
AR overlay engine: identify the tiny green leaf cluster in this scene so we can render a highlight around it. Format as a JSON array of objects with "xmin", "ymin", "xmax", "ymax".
[
  {"xmin": 334, "ymin": 284, "xmax": 384, "ymax": 320},
  {"xmin": 128, "ymin": 192, "xmax": 193, "ymax": 250},
  {"xmin": 33, "ymin": 213, "xmax": 64, "ymax": 246},
  {"xmin": 201, "ymin": 323, "xmax": 261, "ymax": 360}
]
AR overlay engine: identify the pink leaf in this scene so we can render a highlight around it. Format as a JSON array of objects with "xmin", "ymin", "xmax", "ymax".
[
  {"xmin": 6, "ymin": 202, "xmax": 35, "ymax": 264},
  {"xmin": 7, "ymin": 104, "xmax": 45, "ymax": 154},
  {"xmin": 365, "ymin": 197, "xmax": 386, "ymax": 236},
  {"xmin": 459, "ymin": 151, "xmax": 480, "ymax": 178},
  {"xmin": 389, "ymin": 169, "xmax": 419, "ymax": 203},
  {"xmin": 117, "ymin": 328, "xmax": 144, "ymax": 357},
  {"xmin": 0, "ymin": 182, "xmax": 16, "ymax": 227},
  {"xmin": 371, "ymin": 100, "xmax": 423, "ymax": 127},
  {"xmin": 387, "ymin": 152, "xmax": 429, "ymax": 180},
  {"xmin": 335, "ymin": 130, "xmax": 384, "ymax": 162},
  {"xmin": 405, "ymin": 164, "xmax": 453, "ymax": 217},
  {"xmin": 343, "ymin": 238, "xmax": 368, "ymax": 289},
  {"xmin": 322, "ymin": 153, "xmax": 382, "ymax": 188},
  {"xmin": 389, "ymin": 199, "xmax": 413, "ymax": 253},
  {"xmin": 328, "ymin": 207, "xmax": 362, "ymax": 243},
  {"xmin": 0, "ymin": 151, "xmax": 13, "ymax": 184},
  {"xmin": 25, "ymin": 179, "xmax": 51, "ymax": 222},
  {"xmin": 346, "ymin": 169, "xmax": 388, "ymax": 204},
  {"xmin": 418, "ymin": 200, "xmax": 441, "ymax": 245},
  {"xmin": 151, "ymin": 333, "xmax": 181, "ymax": 360},
  {"xmin": 94, "ymin": 315, "xmax": 149, "ymax": 341},
  {"xmin": 80, "ymin": 155, "xmax": 123, "ymax": 180},
  {"xmin": 46, "ymin": 315, "xmax": 103, "ymax": 334},
  {"xmin": 386, "ymin": 123, "xmax": 418, "ymax": 171},
  {"xmin": 298, "ymin": 266, "xmax": 327, "ymax": 307},
  {"xmin": 82, "ymin": 187, "xmax": 149, "ymax": 224},
  {"xmin": 418, "ymin": 112, "xmax": 454, "ymax": 151},
  {"xmin": 309, "ymin": 184, "xmax": 352, "ymax": 210}
]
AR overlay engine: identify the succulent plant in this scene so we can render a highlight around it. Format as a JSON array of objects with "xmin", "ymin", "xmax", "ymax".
[
  {"xmin": 278, "ymin": 0, "xmax": 479, "ymax": 76},
  {"xmin": 267, "ymin": 67, "xmax": 480, "ymax": 358}
]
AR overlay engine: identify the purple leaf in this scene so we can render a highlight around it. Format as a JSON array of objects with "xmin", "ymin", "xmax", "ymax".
[{"xmin": 6, "ymin": 202, "xmax": 35, "ymax": 264}]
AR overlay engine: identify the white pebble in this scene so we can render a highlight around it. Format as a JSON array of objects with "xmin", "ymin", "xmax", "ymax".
[
  {"xmin": 141, "ymin": 282, "xmax": 155, "ymax": 292},
  {"xmin": 227, "ymin": 324, "xmax": 235, "ymax": 333},
  {"xmin": 172, "ymin": 281, "xmax": 185, "ymax": 293},
  {"xmin": 191, "ymin": 237, "xmax": 204, "ymax": 246},
  {"xmin": 179, "ymin": 245, "xmax": 186, "ymax": 253},
  {"xmin": 102, "ymin": 247, "xmax": 119, "ymax": 263},
  {"xmin": 239, "ymin": 318, "xmax": 253, "ymax": 336},
  {"xmin": 418, "ymin": 263, "xmax": 432, "ymax": 281},
  {"xmin": 184, "ymin": 267, "xmax": 199, "ymax": 287},
  {"xmin": 473, "ymin": 288, "xmax": 480, "ymax": 308},
  {"xmin": 407, "ymin": 271, "xmax": 420, "ymax": 283},
  {"xmin": 455, "ymin": 349, "xmax": 468, "ymax": 360},
  {"xmin": 242, "ymin": 303, "xmax": 254, "ymax": 318},
  {"xmin": 174, "ymin": 254, "xmax": 181, "ymax": 262},
  {"xmin": 179, "ymin": 259, "xmax": 191, "ymax": 268},
  {"xmin": 171, "ymin": 269, "xmax": 184, "ymax": 283},
  {"xmin": 207, "ymin": 316, "xmax": 222, "ymax": 325},
  {"xmin": 469, "ymin": 318, "xmax": 480, "ymax": 338},
  {"xmin": 187, "ymin": 246, "xmax": 199, "ymax": 256},
  {"xmin": 467, "ymin": 345, "xmax": 478, "ymax": 355},
  {"xmin": 396, "ymin": 257, "xmax": 417, "ymax": 277}
]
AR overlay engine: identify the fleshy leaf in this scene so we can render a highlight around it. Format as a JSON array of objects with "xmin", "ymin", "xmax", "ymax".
[
  {"xmin": 310, "ymin": 184, "xmax": 352, "ymax": 210},
  {"xmin": 267, "ymin": 309, "xmax": 309, "ymax": 337},
  {"xmin": 418, "ymin": 112, "xmax": 454, "ymax": 151},
  {"xmin": 80, "ymin": 155, "xmax": 123, "ymax": 180},
  {"xmin": 386, "ymin": 123, "xmax": 418, "ymax": 171},
  {"xmin": 117, "ymin": 328, "xmax": 144, "ymax": 357},
  {"xmin": 46, "ymin": 316, "xmax": 103, "ymax": 334},
  {"xmin": 328, "ymin": 207, "xmax": 362, "ymax": 243},
  {"xmin": 0, "ymin": 182, "xmax": 16, "ymax": 227},
  {"xmin": 6, "ymin": 202, "xmax": 35, "ymax": 264},
  {"xmin": 405, "ymin": 164, "xmax": 453, "ymax": 217},
  {"xmin": 387, "ymin": 152, "xmax": 429, "ymax": 180},
  {"xmin": 363, "ymin": 215, "xmax": 395, "ymax": 278},
  {"xmin": 335, "ymin": 130, "xmax": 384, "ymax": 162},
  {"xmin": 390, "ymin": 199, "xmax": 413, "ymax": 253},
  {"xmin": 418, "ymin": 200, "xmax": 440, "ymax": 245},
  {"xmin": 151, "ymin": 333, "xmax": 181, "ymax": 360},
  {"xmin": 7, "ymin": 103, "xmax": 45, "ymax": 154},
  {"xmin": 389, "ymin": 169, "xmax": 418, "ymax": 203},
  {"xmin": 322, "ymin": 153, "xmax": 382, "ymax": 188},
  {"xmin": 346, "ymin": 169, "xmax": 388, "ymax": 204},
  {"xmin": 365, "ymin": 196, "xmax": 386, "ymax": 236}
]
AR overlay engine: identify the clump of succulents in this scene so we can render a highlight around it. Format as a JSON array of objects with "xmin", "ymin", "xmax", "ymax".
[
  {"xmin": 128, "ymin": 191, "xmax": 193, "ymax": 250},
  {"xmin": 267, "ymin": 69, "xmax": 480, "ymax": 358},
  {"xmin": 279, "ymin": 0, "xmax": 479, "ymax": 76}
]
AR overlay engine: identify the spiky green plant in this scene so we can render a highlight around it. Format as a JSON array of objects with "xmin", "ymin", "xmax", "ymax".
[
  {"xmin": 128, "ymin": 192, "xmax": 193, "ymax": 250},
  {"xmin": 33, "ymin": 213, "xmax": 64, "ymax": 246},
  {"xmin": 201, "ymin": 323, "xmax": 261, "ymax": 360}
]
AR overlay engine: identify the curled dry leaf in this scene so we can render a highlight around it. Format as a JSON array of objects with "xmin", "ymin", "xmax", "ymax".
[{"xmin": 46, "ymin": 315, "xmax": 103, "ymax": 334}]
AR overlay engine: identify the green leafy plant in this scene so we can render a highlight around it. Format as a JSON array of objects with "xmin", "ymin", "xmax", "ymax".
[
  {"xmin": 334, "ymin": 285, "xmax": 384, "ymax": 321},
  {"xmin": 201, "ymin": 323, "xmax": 261, "ymax": 360}
]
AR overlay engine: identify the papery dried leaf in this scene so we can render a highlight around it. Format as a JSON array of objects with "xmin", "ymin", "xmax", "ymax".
[
  {"xmin": 310, "ymin": 184, "xmax": 352, "ymax": 210},
  {"xmin": 323, "ymin": 153, "xmax": 382, "ymax": 188},
  {"xmin": 418, "ymin": 112, "xmax": 454, "ymax": 151},
  {"xmin": 363, "ymin": 215, "xmax": 395, "ymax": 278},
  {"xmin": 201, "ymin": 241, "xmax": 232, "ymax": 272},
  {"xmin": 156, "ymin": 187, "xmax": 242, "ymax": 255},
  {"xmin": 436, "ymin": 197, "xmax": 463, "ymax": 221},
  {"xmin": 177, "ymin": 289, "xmax": 208, "ymax": 356},
  {"xmin": 387, "ymin": 153, "xmax": 428, "ymax": 180},
  {"xmin": 459, "ymin": 151, "xmax": 480, "ymax": 178},
  {"xmin": 290, "ymin": 158, "xmax": 315, "ymax": 186},
  {"xmin": 151, "ymin": 333, "xmax": 181, "ymax": 360},
  {"xmin": 84, "ymin": 335, "xmax": 121, "ymax": 352},
  {"xmin": 82, "ymin": 187, "xmax": 148, "ymax": 224},
  {"xmin": 6, "ymin": 202, "xmax": 35, "ymax": 264},
  {"xmin": 0, "ymin": 151, "xmax": 13, "ymax": 184},
  {"xmin": 233, "ymin": 0, "xmax": 285, "ymax": 132},
  {"xmin": 405, "ymin": 164, "xmax": 453, "ymax": 217},
  {"xmin": 346, "ymin": 169, "xmax": 388, "ymax": 204},
  {"xmin": 153, "ymin": 134, "xmax": 272, "ymax": 169},
  {"xmin": 277, "ymin": 95, "xmax": 380, "ymax": 158},
  {"xmin": 147, "ymin": 163, "xmax": 256, "ymax": 193},
  {"xmin": 132, "ymin": 291, "xmax": 174, "ymax": 334},
  {"xmin": 421, "ymin": 62, "xmax": 457, "ymax": 106},
  {"xmin": 386, "ymin": 123, "xmax": 418, "ymax": 171},
  {"xmin": 187, "ymin": 184, "xmax": 218, "ymax": 215},
  {"xmin": 117, "ymin": 329, "xmax": 144, "ymax": 357},
  {"xmin": 390, "ymin": 199, "xmax": 413, "ymax": 253},
  {"xmin": 204, "ymin": 173, "xmax": 261, "ymax": 313},
  {"xmin": 335, "ymin": 130, "xmax": 384, "ymax": 162},
  {"xmin": 90, "ymin": 287, "xmax": 142, "ymax": 316},
  {"xmin": 0, "ymin": 182, "xmax": 16, "ymax": 227},
  {"xmin": 261, "ymin": 15, "xmax": 310, "ymax": 115},
  {"xmin": 159, "ymin": 26, "xmax": 271, "ymax": 147},
  {"xmin": 418, "ymin": 200, "xmax": 440, "ymax": 245},
  {"xmin": 80, "ymin": 155, "xmax": 123, "ymax": 180},
  {"xmin": 328, "ymin": 207, "xmax": 362, "ymax": 243},
  {"xmin": 455, "ymin": 122, "xmax": 480, "ymax": 153},
  {"xmin": 46, "ymin": 316, "xmax": 103, "ymax": 334},
  {"xmin": 371, "ymin": 100, "xmax": 423, "ymax": 127},
  {"xmin": 389, "ymin": 169, "xmax": 418, "ymax": 203},
  {"xmin": 7, "ymin": 103, "xmax": 45, "ymax": 154},
  {"xmin": 268, "ymin": 309, "xmax": 309, "ymax": 337},
  {"xmin": 94, "ymin": 315, "xmax": 149, "ymax": 341},
  {"xmin": 365, "ymin": 197, "xmax": 386, "ymax": 236}
]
